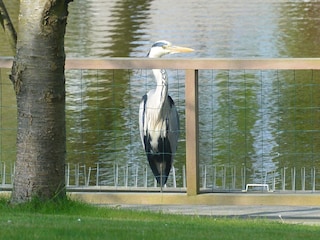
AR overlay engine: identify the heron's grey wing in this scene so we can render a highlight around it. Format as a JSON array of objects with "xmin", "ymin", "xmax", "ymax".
[
  {"xmin": 139, "ymin": 94, "xmax": 148, "ymax": 150},
  {"xmin": 167, "ymin": 96, "xmax": 180, "ymax": 155}
]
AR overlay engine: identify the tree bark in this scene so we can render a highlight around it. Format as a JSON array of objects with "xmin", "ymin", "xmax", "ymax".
[{"xmin": 10, "ymin": 0, "xmax": 71, "ymax": 203}]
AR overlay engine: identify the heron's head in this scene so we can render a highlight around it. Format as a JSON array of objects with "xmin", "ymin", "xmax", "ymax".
[{"xmin": 147, "ymin": 40, "xmax": 194, "ymax": 58}]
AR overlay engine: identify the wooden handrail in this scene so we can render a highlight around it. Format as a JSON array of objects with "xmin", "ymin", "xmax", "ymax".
[
  {"xmin": 65, "ymin": 58, "xmax": 320, "ymax": 70},
  {"xmin": 1, "ymin": 57, "xmax": 320, "ymax": 70}
]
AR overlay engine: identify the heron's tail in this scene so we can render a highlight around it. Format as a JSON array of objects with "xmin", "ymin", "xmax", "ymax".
[
  {"xmin": 147, "ymin": 153, "xmax": 172, "ymax": 187},
  {"xmin": 155, "ymin": 174, "xmax": 168, "ymax": 187}
]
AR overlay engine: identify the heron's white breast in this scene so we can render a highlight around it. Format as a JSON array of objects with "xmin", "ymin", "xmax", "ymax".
[{"xmin": 144, "ymin": 98, "xmax": 170, "ymax": 150}]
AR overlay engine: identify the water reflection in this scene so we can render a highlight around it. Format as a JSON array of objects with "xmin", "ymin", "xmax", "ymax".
[
  {"xmin": 199, "ymin": 70, "xmax": 278, "ymax": 184},
  {"xmin": 66, "ymin": 0, "xmax": 153, "ymax": 168},
  {"xmin": 1, "ymin": 0, "xmax": 320, "ymax": 189},
  {"xmin": 66, "ymin": 0, "xmax": 152, "ymax": 57},
  {"xmin": 107, "ymin": 0, "xmax": 152, "ymax": 57},
  {"xmin": 278, "ymin": 1, "xmax": 320, "ymax": 57}
]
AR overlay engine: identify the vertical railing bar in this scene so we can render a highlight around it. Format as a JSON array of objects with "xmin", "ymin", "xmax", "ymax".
[
  {"xmin": 115, "ymin": 163, "xmax": 119, "ymax": 187},
  {"xmin": 282, "ymin": 167, "xmax": 286, "ymax": 191},
  {"xmin": 202, "ymin": 165, "xmax": 207, "ymax": 189},
  {"xmin": 312, "ymin": 167, "xmax": 316, "ymax": 192},
  {"xmin": 154, "ymin": 178, "xmax": 157, "ymax": 188},
  {"xmin": 222, "ymin": 165, "xmax": 226, "ymax": 190},
  {"xmin": 66, "ymin": 163, "xmax": 70, "ymax": 187},
  {"xmin": 144, "ymin": 164, "xmax": 148, "ymax": 188},
  {"xmin": 291, "ymin": 167, "xmax": 295, "ymax": 191},
  {"xmin": 2, "ymin": 162, "xmax": 5, "ymax": 185},
  {"xmin": 113, "ymin": 162, "xmax": 115, "ymax": 187},
  {"xmin": 232, "ymin": 166, "xmax": 236, "ymax": 190},
  {"xmin": 272, "ymin": 170, "xmax": 276, "ymax": 191},
  {"xmin": 86, "ymin": 167, "xmax": 91, "ymax": 186},
  {"xmin": 241, "ymin": 165, "xmax": 245, "ymax": 190},
  {"xmin": 301, "ymin": 167, "xmax": 305, "ymax": 191},
  {"xmin": 182, "ymin": 165, "xmax": 186, "ymax": 188},
  {"xmin": 212, "ymin": 165, "xmax": 216, "ymax": 190},
  {"xmin": 185, "ymin": 69, "xmax": 199, "ymax": 196},
  {"xmin": 172, "ymin": 165, "xmax": 176, "ymax": 188},
  {"xmin": 12, "ymin": 163, "xmax": 15, "ymax": 185},
  {"xmin": 75, "ymin": 163, "xmax": 79, "ymax": 187},
  {"xmin": 83, "ymin": 164, "xmax": 86, "ymax": 186},
  {"xmin": 135, "ymin": 164, "xmax": 138, "ymax": 187},
  {"xmin": 0, "ymin": 162, "xmax": 2, "ymax": 185},
  {"xmin": 96, "ymin": 163, "xmax": 99, "ymax": 186},
  {"xmin": 125, "ymin": 164, "xmax": 128, "ymax": 187}
]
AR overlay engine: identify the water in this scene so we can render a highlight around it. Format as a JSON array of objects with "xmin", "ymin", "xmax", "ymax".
[{"xmin": 1, "ymin": 0, "xmax": 320, "ymax": 188}]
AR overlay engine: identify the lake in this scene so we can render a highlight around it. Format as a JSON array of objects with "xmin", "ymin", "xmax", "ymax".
[{"xmin": 1, "ymin": 0, "xmax": 320, "ymax": 189}]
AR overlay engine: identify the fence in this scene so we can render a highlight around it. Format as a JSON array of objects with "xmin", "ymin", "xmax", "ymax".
[
  {"xmin": 1, "ymin": 57, "xmax": 320, "ymax": 195},
  {"xmin": 1, "ymin": 160, "xmax": 319, "ymax": 193}
]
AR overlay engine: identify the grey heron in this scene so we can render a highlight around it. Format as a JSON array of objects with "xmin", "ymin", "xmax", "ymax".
[{"xmin": 139, "ymin": 40, "xmax": 194, "ymax": 187}]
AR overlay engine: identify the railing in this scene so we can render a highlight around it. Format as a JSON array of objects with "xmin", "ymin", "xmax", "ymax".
[
  {"xmin": 66, "ymin": 57, "xmax": 320, "ymax": 195},
  {"xmin": 1, "ymin": 57, "xmax": 320, "ymax": 195},
  {"xmin": 1, "ymin": 161, "xmax": 319, "ymax": 193}
]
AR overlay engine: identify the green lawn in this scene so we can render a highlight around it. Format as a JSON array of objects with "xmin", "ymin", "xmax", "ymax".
[{"xmin": 0, "ymin": 197, "xmax": 319, "ymax": 240}]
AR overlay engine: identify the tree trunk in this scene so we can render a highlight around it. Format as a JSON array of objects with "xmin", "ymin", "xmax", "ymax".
[{"xmin": 10, "ymin": 0, "xmax": 71, "ymax": 203}]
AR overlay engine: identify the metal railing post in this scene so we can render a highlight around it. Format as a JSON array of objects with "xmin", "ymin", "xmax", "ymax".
[
  {"xmin": 291, "ymin": 167, "xmax": 296, "ymax": 191},
  {"xmin": 185, "ymin": 69, "xmax": 199, "ymax": 196},
  {"xmin": 2, "ymin": 162, "xmax": 5, "ymax": 185},
  {"xmin": 96, "ymin": 163, "xmax": 100, "ymax": 186},
  {"xmin": 301, "ymin": 167, "xmax": 305, "ymax": 191},
  {"xmin": 66, "ymin": 163, "xmax": 70, "ymax": 186},
  {"xmin": 312, "ymin": 167, "xmax": 316, "ymax": 192},
  {"xmin": 172, "ymin": 165, "xmax": 176, "ymax": 188}
]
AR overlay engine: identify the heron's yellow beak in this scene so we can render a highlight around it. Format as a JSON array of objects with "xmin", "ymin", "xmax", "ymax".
[{"xmin": 165, "ymin": 45, "xmax": 194, "ymax": 54}]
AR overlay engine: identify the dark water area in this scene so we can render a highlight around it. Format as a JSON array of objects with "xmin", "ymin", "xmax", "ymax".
[{"xmin": 1, "ymin": 0, "xmax": 320, "ymax": 188}]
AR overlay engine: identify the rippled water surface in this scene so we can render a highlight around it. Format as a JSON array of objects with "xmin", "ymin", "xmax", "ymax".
[{"xmin": 1, "ymin": 0, "xmax": 320, "ymax": 188}]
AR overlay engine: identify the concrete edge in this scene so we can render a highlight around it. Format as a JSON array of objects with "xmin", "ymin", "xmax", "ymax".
[
  {"xmin": 2, "ymin": 191, "xmax": 320, "ymax": 206},
  {"xmin": 67, "ymin": 192, "xmax": 320, "ymax": 206}
]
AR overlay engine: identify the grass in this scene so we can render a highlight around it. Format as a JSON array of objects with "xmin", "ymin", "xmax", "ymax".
[{"xmin": 0, "ymin": 197, "xmax": 320, "ymax": 240}]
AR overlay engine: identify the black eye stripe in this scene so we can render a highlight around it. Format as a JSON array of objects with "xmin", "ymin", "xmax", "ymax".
[{"xmin": 152, "ymin": 42, "xmax": 167, "ymax": 48}]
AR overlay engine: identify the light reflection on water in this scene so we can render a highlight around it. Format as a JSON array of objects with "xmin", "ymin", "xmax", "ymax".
[
  {"xmin": 1, "ymin": 0, "xmax": 320, "ymax": 188},
  {"xmin": 63, "ymin": 0, "xmax": 320, "ymax": 187}
]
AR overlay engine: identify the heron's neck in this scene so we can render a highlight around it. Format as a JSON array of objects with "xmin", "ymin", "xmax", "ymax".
[{"xmin": 152, "ymin": 68, "xmax": 168, "ymax": 104}]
